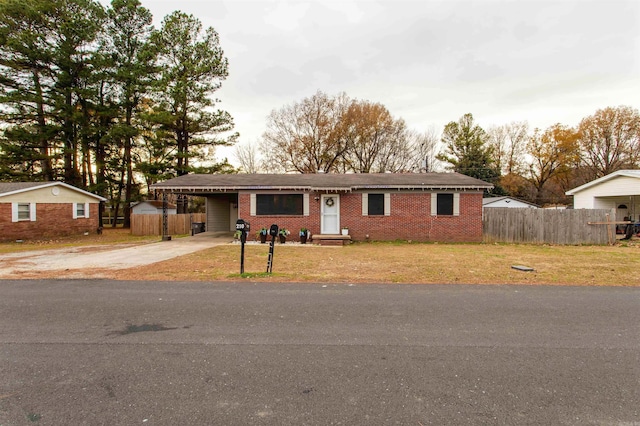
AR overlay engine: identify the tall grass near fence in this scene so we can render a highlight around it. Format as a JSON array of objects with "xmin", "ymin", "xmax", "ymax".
[
  {"xmin": 130, "ymin": 214, "xmax": 207, "ymax": 236},
  {"xmin": 483, "ymin": 208, "xmax": 616, "ymax": 245}
]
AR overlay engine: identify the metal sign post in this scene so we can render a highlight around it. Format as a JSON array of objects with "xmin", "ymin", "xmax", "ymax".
[
  {"xmin": 266, "ymin": 224, "xmax": 278, "ymax": 273},
  {"xmin": 235, "ymin": 219, "xmax": 250, "ymax": 274}
]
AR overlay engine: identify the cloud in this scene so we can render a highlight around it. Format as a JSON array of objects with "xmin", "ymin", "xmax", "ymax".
[{"xmin": 100, "ymin": 0, "xmax": 640, "ymax": 150}]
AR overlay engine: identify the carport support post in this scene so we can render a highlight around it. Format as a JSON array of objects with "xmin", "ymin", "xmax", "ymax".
[{"xmin": 162, "ymin": 193, "xmax": 171, "ymax": 241}]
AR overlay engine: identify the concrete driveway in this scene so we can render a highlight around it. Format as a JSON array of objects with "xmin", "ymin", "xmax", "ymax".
[{"xmin": 0, "ymin": 232, "xmax": 233, "ymax": 277}]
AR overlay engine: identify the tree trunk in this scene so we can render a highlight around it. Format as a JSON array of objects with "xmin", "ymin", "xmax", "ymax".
[
  {"xmin": 123, "ymin": 105, "xmax": 133, "ymax": 229},
  {"xmin": 33, "ymin": 71, "xmax": 54, "ymax": 181}
]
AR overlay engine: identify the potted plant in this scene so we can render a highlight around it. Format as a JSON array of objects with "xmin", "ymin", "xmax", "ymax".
[
  {"xmin": 257, "ymin": 227, "xmax": 268, "ymax": 244},
  {"xmin": 279, "ymin": 228, "xmax": 290, "ymax": 243},
  {"xmin": 341, "ymin": 226, "xmax": 349, "ymax": 236},
  {"xmin": 299, "ymin": 228, "xmax": 308, "ymax": 244}
]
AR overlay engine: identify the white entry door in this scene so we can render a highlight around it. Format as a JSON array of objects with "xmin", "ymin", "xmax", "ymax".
[{"xmin": 321, "ymin": 195, "xmax": 340, "ymax": 234}]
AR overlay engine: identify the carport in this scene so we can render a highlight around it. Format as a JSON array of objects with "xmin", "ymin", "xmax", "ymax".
[
  {"xmin": 566, "ymin": 170, "xmax": 640, "ymax": 222},
  {"xmin": 152, "ymin": 180, "xmax": 239, "ymax": 233}
]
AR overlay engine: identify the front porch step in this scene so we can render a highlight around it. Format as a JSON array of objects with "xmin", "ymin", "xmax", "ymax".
[{"xmin": 311, "ymin": 234, "xmax": 351, "ymax": 246}]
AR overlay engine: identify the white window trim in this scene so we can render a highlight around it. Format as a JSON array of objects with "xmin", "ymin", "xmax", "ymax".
[
  {"xmin": 12, "ymin": 202, "xmax": 36, "ymax": 222},
  {"xmin": 303, "ymin": 193, "xmax": 309, "ymax": 216},
  {"xmin": 73, "ymin": 202, "xmax": 90, "ymax": 219},
  {"xmin": 362, "ymin": 193, "xmax": 390, "ymax": 216},
  {"xmin": 250, "ymin": 194, "xmax": 256, "ymax": 216},
  {"xmin": 431, "ymin": 192, "xmax": 460, "ymax": 216}
]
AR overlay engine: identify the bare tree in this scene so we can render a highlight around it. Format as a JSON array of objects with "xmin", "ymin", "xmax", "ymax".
[
  {"xmin": 233, "ymin": 141, "xmax": 260, "ymax": 173},
  {"xmin": 261, "ymin": 91, "xmax": 349, "ymax": 173},
  {"xmin": 411, "ymin": 126, "xmax": 441, "ymax": 172},
  {"xmin": 370, "ymin": 118, "xmax": 415, "ymax": 173},
  {"xmin": 578, "ymin": 105, "xmax": 640, "ymax": 179},
  {"xmin": 487, "ymin": 121, "xmax": 529, "ymax": 176}
]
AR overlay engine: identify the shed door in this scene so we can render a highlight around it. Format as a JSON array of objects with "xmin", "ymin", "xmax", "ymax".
[{"xmin": 321, "ymin": 195, "xmax": 340, "ymax": 234}]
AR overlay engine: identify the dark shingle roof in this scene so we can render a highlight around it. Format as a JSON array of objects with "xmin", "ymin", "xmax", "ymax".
[
  {"xmin": 0, "ymin": 182, "xmax": 53, "ymax": 195},
  {"xmin": 151, "ymin": 173, "xmax": 493, "ymax": 193}
]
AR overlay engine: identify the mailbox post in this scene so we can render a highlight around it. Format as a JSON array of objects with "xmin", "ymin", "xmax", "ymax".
[
  {"xmin": 266, "ymin": 224, "xmax": 278, "ymax": 273},
  {"xmin": 235, "ymin": 219, "xmax": 250, "ymax": 274}
]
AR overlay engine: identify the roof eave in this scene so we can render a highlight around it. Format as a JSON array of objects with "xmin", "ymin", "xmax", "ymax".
[
  {"xmin": 150, "ymin": 184, "xmax": 492, "ymax": 193},
  {"xmin": 0, "ymin": 181, "xmax": 107, "ymax": 201},
  {"xmin": 566, "ymin": 170, "xmax": 640, "ymax": 195}
]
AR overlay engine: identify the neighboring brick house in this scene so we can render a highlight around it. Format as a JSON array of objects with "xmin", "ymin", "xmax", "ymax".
[
  {"xmin": 0, "ymin": 182, "xmax": 106, "ymax": 241},
  {"xmin": 151, "ymin": 173, "xmax": 493, "ymax": 243}
]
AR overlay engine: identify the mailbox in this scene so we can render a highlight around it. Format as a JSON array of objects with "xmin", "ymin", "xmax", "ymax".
[
  {"xmin": 266, "ymin": 224, "xmax": 279, "ymax": 274},
  {"xmin": 235, "ymin": 219, "xmax": 250, "ymax": 232},
  {"xmin": 236, "ymin": 219, "xmax": 251, "ymax": 273}
]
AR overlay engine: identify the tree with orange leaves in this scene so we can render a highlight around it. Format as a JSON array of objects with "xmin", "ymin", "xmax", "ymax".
[{"xmin": 527, "ymin": 124, "xmax": 580, "ymax": 205}]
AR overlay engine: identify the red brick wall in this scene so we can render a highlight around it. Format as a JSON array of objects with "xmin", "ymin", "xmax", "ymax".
[
  {"xmin": 238, "ymin": 192, "xmax": 484, "ymax": 243},
  {"xmin": 0, "ymin": 203, "xmax": 101, "ymax": 241}
]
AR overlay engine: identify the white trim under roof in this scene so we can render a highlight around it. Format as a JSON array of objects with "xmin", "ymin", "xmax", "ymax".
[{"xmin": 566, "ymin": 170, "xmax": 640, "ymax": 195}]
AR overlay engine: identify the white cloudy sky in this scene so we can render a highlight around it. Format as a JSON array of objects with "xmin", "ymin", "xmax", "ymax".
[{"xmin": 128, "ymin": 0, "xmax": 640, "ymax": 161}]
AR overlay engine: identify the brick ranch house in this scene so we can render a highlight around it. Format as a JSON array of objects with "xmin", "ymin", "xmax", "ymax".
[
  {"xmin": 0, "ymin": 182, "xmax": 106, "ymax": 241},
  {"xmin": 151, "ymin": 173, "xmax": 493, "ymax": 243}
]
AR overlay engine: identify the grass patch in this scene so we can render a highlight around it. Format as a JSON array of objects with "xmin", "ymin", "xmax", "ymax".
[
  {"xmin": 3, "ymin": 231, "xmax": 639, "ymax": 286},
  {"xmin": 27, "ymin": 413, "xmax": 41, "ymax": 422},
  {"xmin": 229, "ymin": 272, "xmax": 276, "ymax": 279},
  {"xmin": 110, "ymin": 240, "xmax": 640, "ymax": 286}
]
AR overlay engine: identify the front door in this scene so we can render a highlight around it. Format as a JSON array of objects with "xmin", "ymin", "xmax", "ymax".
[{"xmin": 321, "ymin": 195, "xmax": 340, "ymax": 234}]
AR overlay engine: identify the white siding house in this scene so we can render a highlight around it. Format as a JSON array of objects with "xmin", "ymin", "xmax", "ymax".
[
  {"xmin": 131, "ymin": 200, "xmax": 177, "ymax": 215},
  {"xmin": 482, "ymin": 196, "xmax": 539, "ymax": 209},
  {"xmin": 565, "ymin": 170, "xmax": 640, "ymax": 221}
]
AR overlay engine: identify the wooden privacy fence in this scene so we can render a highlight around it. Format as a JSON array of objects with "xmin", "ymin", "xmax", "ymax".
[
  {"xmin": 483, "ymin": 208, "xmax": 617, "ymax": 245},
  {"xmin": 130, "ymin": 213, "xmax": 207, "ymax": 236}
]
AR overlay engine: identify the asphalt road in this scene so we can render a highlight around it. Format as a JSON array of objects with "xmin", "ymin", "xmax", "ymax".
[{"xmin": 1, "ymin": 280, "xmax": 639, "ymax": 425}]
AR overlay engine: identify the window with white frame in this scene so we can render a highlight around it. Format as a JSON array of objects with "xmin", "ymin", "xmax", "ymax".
[
  {"xmin": 73, "ymin": 202, "xmax": 90, "ymax": 219},
  {"xmin": 12, "ymin": 202, "xmax": 36, "ymax": 222},
  {"xmin": 431, "ymin": 193, "xmax": 460, "ymax": 216},
  {"xmin": 362, "ymin": 193, "xmax": 390, "ymax": 216}
]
